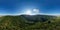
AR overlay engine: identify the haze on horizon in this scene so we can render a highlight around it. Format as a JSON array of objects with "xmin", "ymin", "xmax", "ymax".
[{"xmin": 0, "ymin": 0, "xmax": 60, "ymax": 16}]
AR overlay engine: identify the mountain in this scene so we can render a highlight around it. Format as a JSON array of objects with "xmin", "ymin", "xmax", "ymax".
[{"xmin": 0, "ymin": 15, "xmax": 59, "ymax": 30}]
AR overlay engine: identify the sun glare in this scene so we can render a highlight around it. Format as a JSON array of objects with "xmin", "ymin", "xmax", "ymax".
[
  {"xmin": 23, "ymin": 9, "xmax": 39, "ymax": 15},
  {"xmin": 25, "ymin": 10, "xmax": 32, "ymax": 15}
]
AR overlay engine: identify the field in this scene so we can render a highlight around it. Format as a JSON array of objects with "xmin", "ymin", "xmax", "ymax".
[{"xmin": 0, "ymin": 15, "xmax": 60, "ymax": 30}]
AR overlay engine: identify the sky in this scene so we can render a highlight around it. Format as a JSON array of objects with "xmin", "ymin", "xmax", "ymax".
[{"xmin": 0, "ymin": 0, "xmax": 60, "ymax": 15}]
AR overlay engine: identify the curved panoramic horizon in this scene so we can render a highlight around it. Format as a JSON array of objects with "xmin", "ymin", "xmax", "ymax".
[{"xmin": 0, "ymin": 0, "xmax": 60, "ymax": 16}]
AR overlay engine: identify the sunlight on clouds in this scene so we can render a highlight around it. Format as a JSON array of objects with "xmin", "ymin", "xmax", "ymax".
[
  {"xmin": 32, "ymin": 9, "xmax": 39, "ymax": 14},
  {"xmin": 21, "ymin": 9, "xmax": 40, "ymax": 15}
]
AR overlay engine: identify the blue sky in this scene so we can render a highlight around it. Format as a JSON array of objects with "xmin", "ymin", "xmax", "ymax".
[{"xmin": 0, "ymin": 0, "xmax": 60, "ymax": 15}]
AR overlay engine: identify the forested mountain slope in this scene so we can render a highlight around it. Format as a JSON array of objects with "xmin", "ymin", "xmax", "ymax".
[{"xmin": 0, "ymin": 15, "xmax": 59, "ymax": 30}]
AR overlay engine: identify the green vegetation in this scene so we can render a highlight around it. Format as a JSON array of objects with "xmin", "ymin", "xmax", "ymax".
[{"xmin": 0, "ymin": 15, "xmax": 60, "ymax": 30}]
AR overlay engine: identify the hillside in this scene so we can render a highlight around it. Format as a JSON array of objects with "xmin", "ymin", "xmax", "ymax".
[{"xmin": 0, "ymin": 15, "xmax": 60, "ymax": 30}]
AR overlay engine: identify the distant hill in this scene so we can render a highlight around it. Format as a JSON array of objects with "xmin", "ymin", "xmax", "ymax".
[{"xmin": 21, "ymin": 15, "xmax": 56, "ymax": 22}]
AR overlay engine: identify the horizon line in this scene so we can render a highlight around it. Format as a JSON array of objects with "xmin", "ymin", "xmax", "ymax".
[{"xmin": 0, "ymin": 13, "xmax": 60, "ymax": 16}]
